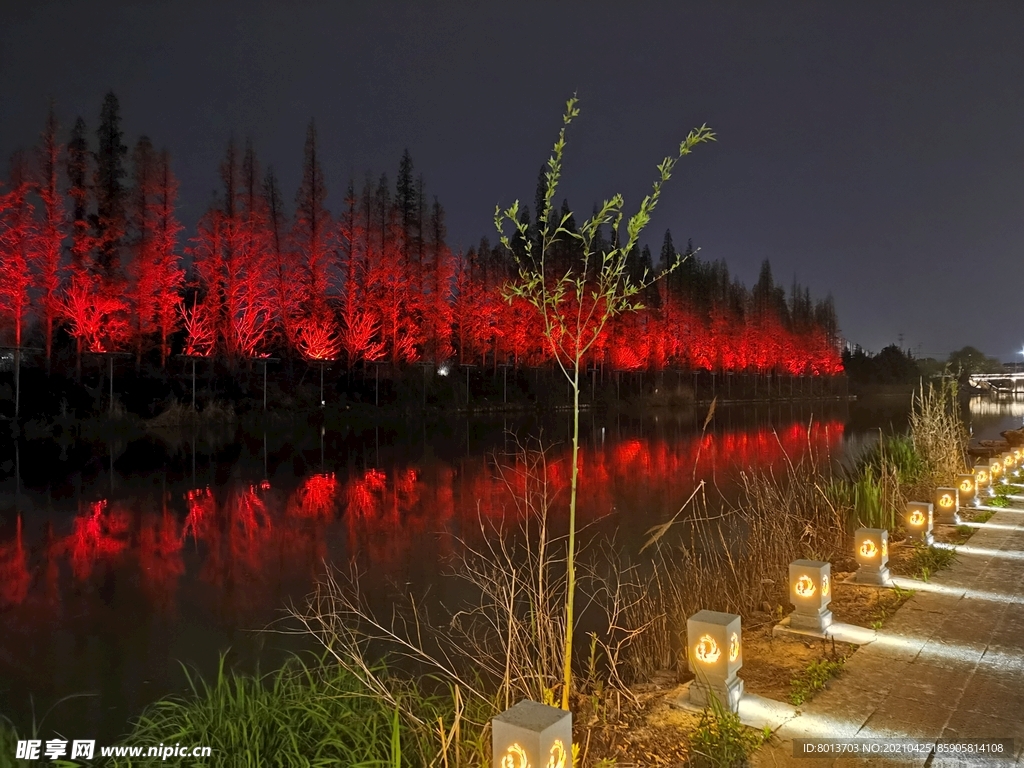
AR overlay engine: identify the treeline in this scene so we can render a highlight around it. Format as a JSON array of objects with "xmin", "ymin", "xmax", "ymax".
[
  {"xmin": 0, "ymin": 93, "xmax": 842, "ymax": 380},
  {"xmin": 843, "ymin": 344, "xmax": 1004, "ymax": 388}
]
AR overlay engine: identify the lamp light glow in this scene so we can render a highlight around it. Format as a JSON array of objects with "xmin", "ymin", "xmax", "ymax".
[
  {"xmin": 785, "ymin": 560, "xmax": 833, "ymax": 633},
  {"xmin": 795, "ymin": 575, "xmax": 816, "ymax": 597},
  {"xmin": 958, "ymin": 473, "xmax": 978, "ymax": 507},
  {"xmin": 687, "ymin": 610, "xmax": 743, "ymax": 711},
  {"xmin": 933, "ymin": 487, "xmax": 960, "ymax": 524},
  {"xmin": 695, "ymin": 634, "xmax": 721, "ymax": 664},
  {"xmin": 854, "ymin": 528, "xmax": 890, "ymax": 585},
  {"xmin": 905, "ymin": 502, "xmax": 934, "ymax": 544}
]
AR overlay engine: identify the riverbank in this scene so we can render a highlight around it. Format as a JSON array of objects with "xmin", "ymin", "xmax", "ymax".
[{"xmin": 0, "ymin": 360, "xmax": 847, "ymax": 427}]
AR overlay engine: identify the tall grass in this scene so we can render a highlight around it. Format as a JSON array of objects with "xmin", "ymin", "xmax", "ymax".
[
  {"xmin": 909, "ymin": 379, "xmax": 969, "ymax": 486},
  {"xmin": 109, "ymin": 655, "xmax": 418, "ymax": 768},
  {"xmin": 624, "ymin": 450, "xmax": 851, "ymax": 681}
]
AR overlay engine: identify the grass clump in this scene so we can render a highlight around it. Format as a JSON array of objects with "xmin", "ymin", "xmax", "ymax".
[
  {"xmin": 109, "ymin": 654, "xmax": 429, "ymax": 768},
  {"xmin": 690, "ymin": 693, "xmax": 771, "ymax": 768},
  {"xmin": 988, "ymin": 482, "xmax": 1012, "ymax": 507},
  {"xmin": 787, "ymin": 657, "xmax": 845, "ymax": 706},
  {"xmin": 973, "ymin": 509, "xmax": 995, "ymax": 524},
  {"xmin": 910, "ymin": 542, "xmax": 958, "ymax": 582}
]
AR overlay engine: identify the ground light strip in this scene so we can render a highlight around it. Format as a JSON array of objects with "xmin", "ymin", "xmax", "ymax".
[{"xmin": 888, "ymin": 575, "xmax": 1024, "ymax": 605}]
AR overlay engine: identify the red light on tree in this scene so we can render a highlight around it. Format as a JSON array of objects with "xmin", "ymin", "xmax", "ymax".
[{"xmin": 296, "ymin": 311, "xmax": 342, "ymax": 361}]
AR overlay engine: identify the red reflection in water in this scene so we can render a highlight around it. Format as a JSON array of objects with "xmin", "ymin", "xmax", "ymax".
[
  {"xmin": 138, "ymin": 500, "xmax": 185, "ymax": 611},
  {"xmin": 289, "ymin": 473, "xmax": 339, "ymax": 519},
  {"xmin": 0, "ymin": 516, "xmax": 29, "ymax": 608},
  {"xmin": 64, "ymin": 500, "xmax": 131, "ymax": 580},
  {"xmin": 0, "ymin": 420, "xmax": 843, "ymax": 621}
]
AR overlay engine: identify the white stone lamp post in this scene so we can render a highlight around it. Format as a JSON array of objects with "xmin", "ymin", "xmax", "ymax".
[
  {"xmin": 932, "ymin": 487, "xmax": 960, "ymax": 525},
  {"xmin": 989, "ymin": 457, "xmax": 1002, "ymax": 483},
  {"xmin": 1002, "ymin": 452, "xmax": 1015, "ymax": 476},
  {"xmin": 491, "ymin": 700, "xmax": 571, "ymax": 768},
  {"xmin": 974, "ymin": 464, "xmax": 990, "ymax": 493},
  {"xmin": 956, "ymin": 473, "xmax": 976, "ymax": 506},
  {"xmin": 905, "ymin": 502, "xmax": 935, "ymax": 545},
  {"xmin": 687, "ymin": 610, "xmax": 743, "ymax": 712},
  {"xmin": 854, "ymin": 528, "xmax": 890, "ymax": 585},
  {"xmin": 788, "ymin": 560, "xmax": 833, "ymax": 633}
]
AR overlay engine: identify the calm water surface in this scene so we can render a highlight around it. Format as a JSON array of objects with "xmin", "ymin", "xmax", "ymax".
[{"xmin": 0, "ymin": 396, "xmax": 1011, "ymax": 741}]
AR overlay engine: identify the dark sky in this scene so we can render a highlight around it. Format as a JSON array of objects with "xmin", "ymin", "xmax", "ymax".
[{"xmin": 3, "ymin": 1, "xmax": 1024, "ymax": 361}]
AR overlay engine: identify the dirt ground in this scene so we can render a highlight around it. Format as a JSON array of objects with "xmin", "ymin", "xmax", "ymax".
[{"xmin": 574, "ymin": 520, "xmax": 978, "ymax": 766}]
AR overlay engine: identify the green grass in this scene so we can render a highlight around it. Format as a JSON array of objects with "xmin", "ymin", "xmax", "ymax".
[
  {"xmin": 910, "ymin": 542, "xmax": 958, "ymax": 582},
  {"xmin": 851, "ymin": 467, "xmax": 893, "ymax": 530},
  {"xmin": 853, "ymin": 433, "xmax": 924, "ymax": 487},
  {"xmin": 974, "ymin": 509, "xmax": 995, "ymax": 524},
  {"xmin": 104, "ymin": 655, "xmax": 441, "ymax": 768},
  {"xmin": 690, "ymin": 692, "xmax": 771, "ymax": 768},
  {"xmin": 787, "ymin": 657, "xmax": 845, "ymax": 706}
]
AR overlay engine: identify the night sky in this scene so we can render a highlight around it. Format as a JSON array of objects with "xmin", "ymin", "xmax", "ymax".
[{"xmin": 3, "ymin": 2, "xmax": 1023, "ymax": 361}]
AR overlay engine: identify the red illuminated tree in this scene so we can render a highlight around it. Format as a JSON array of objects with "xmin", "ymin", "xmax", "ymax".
[
  {"xmin": 264, "ymin": 167, "xmax": 298, "ymax": 349},
  {"xmin": 367, "ymin": 220, "xmax": 422, "ymax": 363},
  {"xmin": 35, "ymin": 106, "xmax": 66, "ymax": 371},
  {"xmin": 0, "ymin": 153, "xmax": 36, "ymax": 416},
  {"xmin": 338, "ymin": 181, "xmax": 385, "ymax": 366},
  {"xmin": 153, "ymin": 150, "xmax": 184, "ymax": 366},
  {"xmin": 422, "ymin": 198, "xmax": 454, "ymax": 363},
  {"xmin": 189, "ymin": 140, "xmax": 272, "ymax": 361},
  {"xmin": 126, "ymin": 136, "xmax": 162, "ymax": 366},
  {"xmin": 0, "ymin": 155, "xmax": 35, "ymax": 339},
  {"xmin": 292, "ymin": 120, "xmax": 335, "ymax": 335},
  {"xmin": 62, "ymin": 272, "xmax": 130, "ymax": 353}
]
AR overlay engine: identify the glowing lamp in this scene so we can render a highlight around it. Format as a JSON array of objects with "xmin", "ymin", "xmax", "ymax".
[
  {"xmin": 687, "ymin": 610, "xmax": 743, "ymax": 712},
  {"xmin": 974, "ymin": 464, "xmax": 990, "ymax": 491},
  {"xmin": 989, "ymin": 458, "xmax": 1002, "ymax": 480},
  {"xmin": 905, "ymin": 502, "xmax": 934, "ymax": 545},
  {"xmin": 1014, "ymin": 448, "xmax": 1023, "ymax": 464},
  {"xmin": 932, "ymin": 486, "xmax": 960, "ymax": 525},
  {"xmin": 788, "ymin": 560, "xmax": 833, "ymax": 633},
  {"xmin": 491, "ymin": 700, "xmax": 571, "ymax": 768},
  {"xmin": 956, "ymin": 473, "xmax": 976, "ymax": 505},
  {"xmin": 1002, "ymin": 452, "xmax": 1015, "ymax": 472},
  {"xmin": 854, "ymin": 528, "xmax": 890, "ymax": 585}
]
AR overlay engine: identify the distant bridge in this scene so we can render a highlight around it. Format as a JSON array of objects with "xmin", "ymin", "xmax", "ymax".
[{"xmin": 967, "ymin": 372, "xmax": 1024, "ymax": 392}]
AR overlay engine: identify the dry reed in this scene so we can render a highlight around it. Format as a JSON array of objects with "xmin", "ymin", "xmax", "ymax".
[{"xmin": 909, "ymin": 379, "xmax": 969, "ymax": 488}]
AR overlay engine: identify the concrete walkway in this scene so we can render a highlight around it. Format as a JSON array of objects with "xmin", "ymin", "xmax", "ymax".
[{"xmin": 747, "ymin": 504, "xmax": 1024, "ymax": 768}]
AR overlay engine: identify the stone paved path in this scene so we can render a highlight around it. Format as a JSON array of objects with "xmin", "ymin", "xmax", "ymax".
[{"xmin": 747, "ymin": 503, "xmax": 1024, "ymax": 768}]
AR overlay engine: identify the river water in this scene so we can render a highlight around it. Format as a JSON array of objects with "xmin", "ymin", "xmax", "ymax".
[{"xmin": 0, "ymin": 395, "xmax": 1017, "ymax": 742}]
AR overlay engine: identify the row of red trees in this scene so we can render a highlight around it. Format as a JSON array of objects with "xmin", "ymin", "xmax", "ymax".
[{"xmin": 0, "ymin": 95, "xmax": 843, "ymax": 379}]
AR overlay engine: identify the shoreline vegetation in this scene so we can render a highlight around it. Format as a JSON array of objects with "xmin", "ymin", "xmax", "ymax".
[
  {"xmin": 0, "ymin": 380, "xmax": 972, "ymax": 766},
  {"xmin": 0, "ymin": 358, "xmax": 848, "ymax": 432}
]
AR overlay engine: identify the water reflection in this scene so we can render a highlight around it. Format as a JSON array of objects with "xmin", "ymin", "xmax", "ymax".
[
  {"xmin": 967, "ymin": 395, "xmax": 1024, "ymax": 441},
  {"xmin": 0, "ymin": 407, "xmax": 845, "ymax": 740}
]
